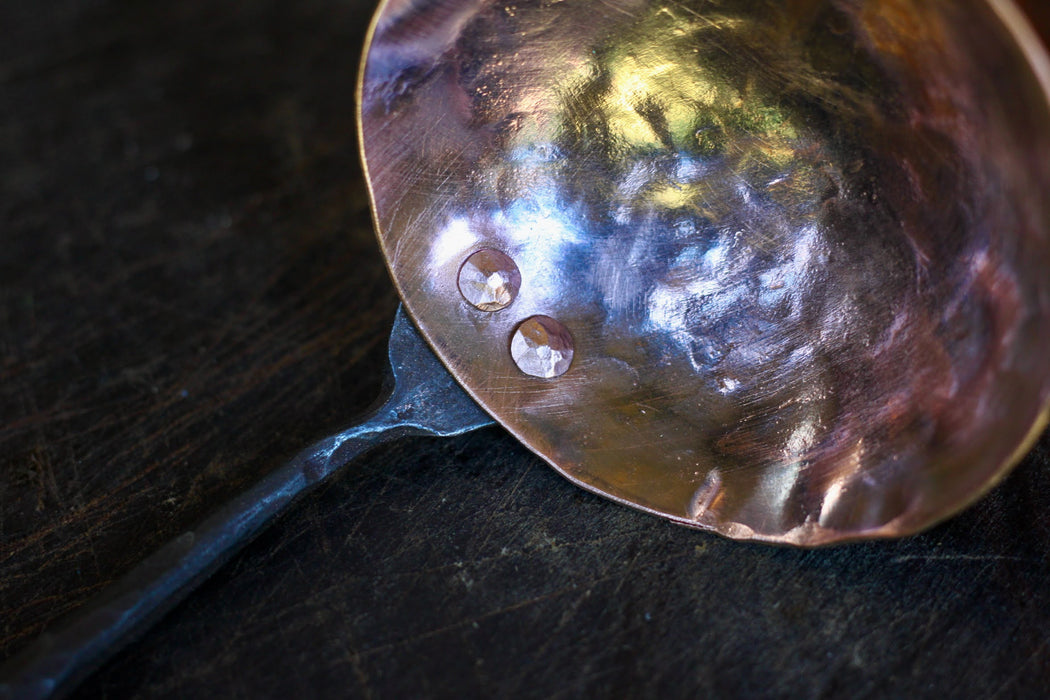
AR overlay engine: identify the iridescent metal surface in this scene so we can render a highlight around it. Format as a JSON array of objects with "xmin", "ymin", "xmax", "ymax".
[{"xmin": 359, "ymin": 0, "xmax": 1050, "ymax": 544}]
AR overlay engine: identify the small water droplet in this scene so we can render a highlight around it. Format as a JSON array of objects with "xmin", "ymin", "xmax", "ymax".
[
  {"xmin": 458, "ymin": 248, "xmax": 521, "ymax": 311},
  {"xmin": 511, "ymin": 316, "xmax": 574, "ymax": 378}
]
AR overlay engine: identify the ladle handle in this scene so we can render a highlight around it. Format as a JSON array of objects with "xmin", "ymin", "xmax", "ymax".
[{"xmin": 0, "ymin": 308, "xmax": 494, "ymax": 700}]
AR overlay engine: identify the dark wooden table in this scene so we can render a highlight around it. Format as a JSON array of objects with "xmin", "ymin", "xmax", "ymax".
[{"xmin": 3, "ymin": 1, "xmax": 1050, "ymax": 697}]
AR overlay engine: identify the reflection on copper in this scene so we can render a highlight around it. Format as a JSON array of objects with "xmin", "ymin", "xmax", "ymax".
[{"xmin": 360, "ymin": 0, "xmax": 1050, "ymax": 544}]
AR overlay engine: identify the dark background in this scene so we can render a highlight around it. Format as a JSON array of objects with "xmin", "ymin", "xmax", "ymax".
[{"xmin": 3, "ymin": 1, "xmax": 1050, "ymax": 697}]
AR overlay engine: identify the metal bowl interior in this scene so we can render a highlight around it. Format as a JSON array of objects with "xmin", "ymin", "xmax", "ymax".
[{"xmin": 359, "ymin": 0, "xmax": 1050, "ymax": 545}]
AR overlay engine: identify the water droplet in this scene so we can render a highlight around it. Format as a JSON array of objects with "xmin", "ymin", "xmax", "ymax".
[
  {"xmin": 458, "ymin": 248, "xmax": 521, "ymax": 311},
  {"xmin": 511, "ymin": 316, "xmax": 574, "ymax": 378}
]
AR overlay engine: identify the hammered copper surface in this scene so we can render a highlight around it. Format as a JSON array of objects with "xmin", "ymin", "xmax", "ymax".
[{"xmin": 359, "ymin": 0, "xmax": 1050, "ymax": 544}]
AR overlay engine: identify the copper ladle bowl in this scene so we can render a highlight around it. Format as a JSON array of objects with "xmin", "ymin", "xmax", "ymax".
[{"xmin": 359, "ymin": 0, "xmax": 1050, "ymax": 545}]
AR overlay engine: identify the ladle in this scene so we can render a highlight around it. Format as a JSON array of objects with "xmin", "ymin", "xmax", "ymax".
[
  {"xmin": 4, "ymin": 0, "xmax": 1050, "ymax": 696},
  {"xmin": 360, "ymin": 0, "xmax": 1050, "ymax": 545}
]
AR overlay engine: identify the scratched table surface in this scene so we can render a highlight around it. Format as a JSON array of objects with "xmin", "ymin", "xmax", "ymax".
[{"xmin": 3, "ymin": 1, "xmax": 1050, "ymax": 698}]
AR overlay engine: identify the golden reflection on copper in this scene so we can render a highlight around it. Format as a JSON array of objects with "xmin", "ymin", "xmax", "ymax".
[{"xmin": 359, "ymin": 0, "xmax": 1050, "ymax": 545}]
